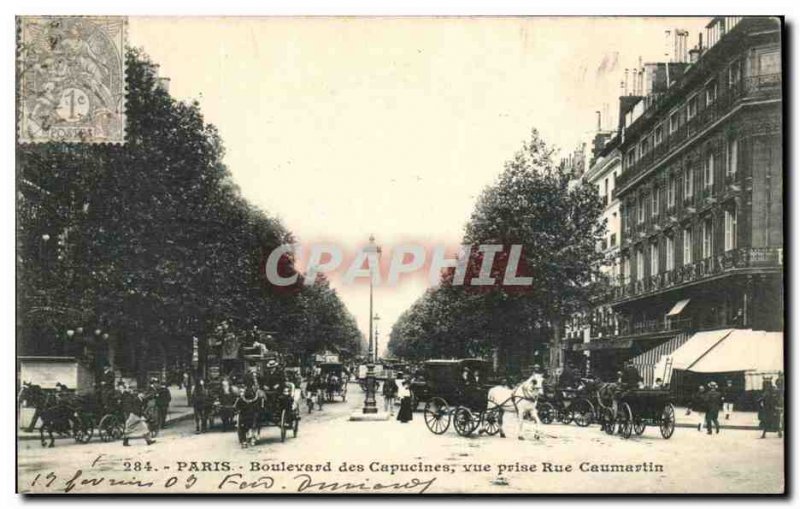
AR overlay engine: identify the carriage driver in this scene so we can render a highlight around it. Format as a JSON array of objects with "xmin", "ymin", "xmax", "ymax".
[{"xmin": 262, "ymin": 359, "xmax": 285, "ymax": 393}]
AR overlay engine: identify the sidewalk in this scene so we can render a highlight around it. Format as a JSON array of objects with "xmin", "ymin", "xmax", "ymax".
[
  {"xmin": 18, "ymin": 386, "xmax": 194, "ymax": 441},
  {"xmin": 673, "ymin": 406, "xmax": 760, "ymax": 430}
]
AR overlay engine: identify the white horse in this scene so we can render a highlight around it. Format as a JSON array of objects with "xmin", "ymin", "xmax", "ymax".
[{"xmin": 487, "ymin": 372, "xmax": 544, "ymax": 440}]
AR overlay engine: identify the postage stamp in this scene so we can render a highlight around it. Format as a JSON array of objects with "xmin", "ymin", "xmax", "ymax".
[{"xmin": 17, "ymin": 16, "xmax": 127, "ymax": 144}]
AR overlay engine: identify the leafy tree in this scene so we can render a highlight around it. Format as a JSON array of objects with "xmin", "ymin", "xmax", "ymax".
[
  {"xmin": 388, "ymin": 129, "xmax": 606, "ymax": 374},
  {"xmin": 17, "ymin": 49, "xmax": 362, "ymax": 383}
]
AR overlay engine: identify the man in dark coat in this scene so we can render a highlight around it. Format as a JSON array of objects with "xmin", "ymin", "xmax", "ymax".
[
  {"xmin": 262, "ymin": 360, "xmax": 285, "ymax": 392},
  {"xmin": 382, "ymin": 373, "xmax": 399, "ymax": 415},
  {"xmin": 151, "ymin": 379, "xmax": 171, "ymax": 429},
  {"xmin": 620, "ymin": 362, "xmax": 642, "ymax": 390},
  {"xmin": 192, "ymin": 379, "xmax": 209, "ymax": 434},
  {"xmin": 758, "ymin": 381, "xmax": 782, "ymax": 438},
  {"xmin": 704, "ymin": 381, "xmax": 722, "ymax": 434},
  {"xmin": 691, "ymin": 385, "xmax": 706, "ymax": 432}
]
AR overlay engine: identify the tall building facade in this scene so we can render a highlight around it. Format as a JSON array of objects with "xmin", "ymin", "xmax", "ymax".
[{"xmin": 575, "ymin": 17, "xmax": 783, "ymax": 382}]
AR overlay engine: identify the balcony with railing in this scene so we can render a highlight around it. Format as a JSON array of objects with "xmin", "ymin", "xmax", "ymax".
[
  {"xmin": 611, "ymin": 246, "xmax": 783, "ymax": 302},
  {"xmin": 613, "ymin": 73, "xmax": 782, "ymax": 197}
]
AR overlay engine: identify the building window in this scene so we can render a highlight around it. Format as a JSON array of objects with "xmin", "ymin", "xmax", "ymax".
[
  {"xmin": 665, "ymin": 235, "xmax": 675, "ymax": 271},
  {"xmin": 610, "ymin": 232, "xmax": 617, "ymax": 247},
  {"xmin": 652, "ymin": 188, "xmax": 659, "ymax": 217},
  {"xmin": 650, "ymin": 242, "xmax": 659, "ymax": 276},
  {"xmin": 654, "ymin": 125, "xmax": 663, "ymax": 146},
  {"xmin": 683, "ymin": 167, "xmax": 694, "ymax": 199},
  {"xmin": 704, "ymin": 152, "xmax": 715, "ymax": 190},
  {"xmin": 640, "ymin": 138, "xmax": 649, "ymax": 156},
  {"xmin": 724, "ymin": 207, "xmax": 738, "ymax": 251},
  {"xmin": 687, "ymin": 96, "xmax": 698, "ymax": 120},
  {"xmin": 702, "ymin": 217, "xmax": 713, "ymax": 259},
  {"xmin": 669, "ymin": 111, "xmax": 680, "ymax": 133},
  {"xmin": 683, "ymin": 227, "xmax": 693, "ymax": 265},
  {"xmin": 726, "ymin": 138, "xmax": 738, "ymax": 176},
  {"xmin": 638, "ymin": 195, "xmax": 646, "ymax": 224},
  {"xmin": 706, "ymin": 81, "xmax": 717, "ymax": 105},
  {"xmin": 729, "ymin": 59, "xmax": 742, "ymax": 86},
  {"xmin": 622, "ymin": 256, "xmax": 630, "ymax": 284},
  {"xmin": 626, "ymin": 149, "xmax": 636, "ymax": 169},
  {"xmin": 757, "ymin": 50, "xmax": 781, "ymax": 75},
  {"xmin": 667, "ymin": 175, "xmax": 676, "ymax": 207},
  {"xmin": 636, "ymin": 248, "xmax": 645, "ymax": 281}
]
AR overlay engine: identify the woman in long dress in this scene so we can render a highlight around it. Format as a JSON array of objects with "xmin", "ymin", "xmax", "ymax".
[
  {"xmin": 397, "ymin": 380, "xmax": 413, "ymax": 423},
  {"xmin": 122, "ymin": 386, "xmax": 155, "ymax": 446}
]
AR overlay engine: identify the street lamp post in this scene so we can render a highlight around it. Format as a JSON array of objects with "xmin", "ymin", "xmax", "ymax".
[
  {"xmin": 374, "ymin": 314, "xmax": 381, "ymax": 364},
  {"xmin": 362, "ymin": 235, "xmax": 380, "ymax": 414}
]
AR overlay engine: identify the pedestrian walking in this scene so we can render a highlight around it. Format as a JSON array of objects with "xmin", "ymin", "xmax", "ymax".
[
  {"xmin": 690, "ymin": 385, "xmax": 706, "ymax": 432},
  {"xmin": 121, "ymin": 384, "xmax": 156, "ymax": 446},
  {"xmin": 704, "ymin": 382, "xmax": 722, "ymax": 434},
  {"xmin": 382, "ymin": 373, "xmax": 398, "ymax": 415},
  {"xmin": 183, "ymin": 371, "xmax": 192, "ymax": 405},
  {"xmin": 396, "ymin": 379, "xmax": 413, "ymax": 423},
  {"xmin": 758, "ymin": 380, "xmax": 782, "ymax": 439},
  {"xmin": 192, "ymin": 379, "xmax": 209, "ymax": 434},
  {"xmin": 156, "ymin": 380, "xmax": 171, "ymax": 428},
  {"xmin": 722, "ymin": 379, "xmax": 736, "ymax": 420}
]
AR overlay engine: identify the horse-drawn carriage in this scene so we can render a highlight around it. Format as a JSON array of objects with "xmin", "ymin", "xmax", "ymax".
[
  {"xmin": 318, "ymin": 362, "xmax": 348, "ymax": 403},
  {"xmin": 536, "ymin": 379, "xmax": 597, "ymax": 427},
  {"xmin": 416, "ymin": 359, "xmax": 504, "ymax": 437},
  {"xmin": 599, "ymin": 388, "xmax": 676, "ymax": 439}
]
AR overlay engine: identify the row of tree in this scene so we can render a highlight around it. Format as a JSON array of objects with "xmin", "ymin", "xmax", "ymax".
[
  {"xmin": 17, "ymin": 50, "xmax": 363, "ymax": 381},
  {"xmin": 387, "ymin": 130, "xmax": 607, "ymax": 374}
]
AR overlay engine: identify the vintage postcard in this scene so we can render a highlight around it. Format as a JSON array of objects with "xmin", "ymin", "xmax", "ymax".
[{"xmin": 15, "ymin": 15, "xmax": 785, "ymax": 495}]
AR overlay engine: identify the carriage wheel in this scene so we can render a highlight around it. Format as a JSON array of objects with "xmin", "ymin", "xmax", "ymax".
[
  {"xmin": 453, "ymin": 407, "xmax": 479, "ymax": 437},
  {"xmin": 423, "ymin": 397, "xmax": 451, "ymax": 434},
  {"xmin": 572, "ymin": 399, "xmax": 594, "ymax": 428},
  {"xmin": 617, "ymin": 403, "xmax": 633, "ymax": 439},
  {"xmin": 633, "ymin": 417, "xmax": 646, "ymax": 436},
  {"xmin": 558, "ymin": 407, "xmax": 574, "ymax": 425},
  {"xmin": 280, "ymin": 410, "xmax": 287, "ymax": 442},
  {"xmin": 601, "ymin": 407, "xmax": 616, "ymax": 435},
  {"xmin": 482, "ymin": 407, "xmax": 503, "ymax": 436},
  {"xmin": 537, "ymin": 402, "xmax": 555, "ymax": 424},
  {"xmin": 660, "ymin": 403, "xmax": 676, "ymax": 439}
]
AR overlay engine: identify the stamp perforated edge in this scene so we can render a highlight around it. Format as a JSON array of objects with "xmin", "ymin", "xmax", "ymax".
[{"xmin": 16, "ymin": 15, "xmax": 128, "ymax": 145}]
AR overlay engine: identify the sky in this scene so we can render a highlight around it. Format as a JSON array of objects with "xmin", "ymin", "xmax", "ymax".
[{"xmin": 129, "ymin": 16, "xmax": 710, "ymax": 355}]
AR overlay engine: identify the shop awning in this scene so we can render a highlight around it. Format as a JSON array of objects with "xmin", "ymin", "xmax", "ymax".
[
  {"xmin": 575, "ymin": 339, "xmax": 633, "ymax": 351},
  {"xmin": 689, "ymin": 330, "xmax": 783, "ymax": 374},
  {"xmin": 656, "ymin": 329, "xmax": 733, "ymax": 382},
  {"xmin": 657, "ymin": 329, "xmax": 784, "ymax": 387},
  {"xmin": 666, "ymin": 298, "xmax": 691, "ymax": 317},
  {"xmin": 667, "ymin": 329, "xmax": 734, "ymax": 371}
]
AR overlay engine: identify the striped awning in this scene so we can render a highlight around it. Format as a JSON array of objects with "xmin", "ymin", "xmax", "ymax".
[{"xmin": 630, "ymin": 332, "xmax": 691, "ymax": 387}]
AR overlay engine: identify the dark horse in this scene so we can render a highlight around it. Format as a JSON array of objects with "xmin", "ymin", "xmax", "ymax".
[{"xmin": 18, "ymin": 383, "xmax": 96, "ymax": 447}]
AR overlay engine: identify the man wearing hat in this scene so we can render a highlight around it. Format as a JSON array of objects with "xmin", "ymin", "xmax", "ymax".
[
  {"xmin": 461, "ymin": 366, "xmax": 472, "ymax": 386},
  {"xmin": 148, "ymin": 378, "xmax": 171, "ymax": 430},
  {"xmin": 704, "ymin": 381, "xmax": 722, "ymax": 435},
  {"xmin": 262, "ymin": 359, "xmax": 285, "ymax": 392}
]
